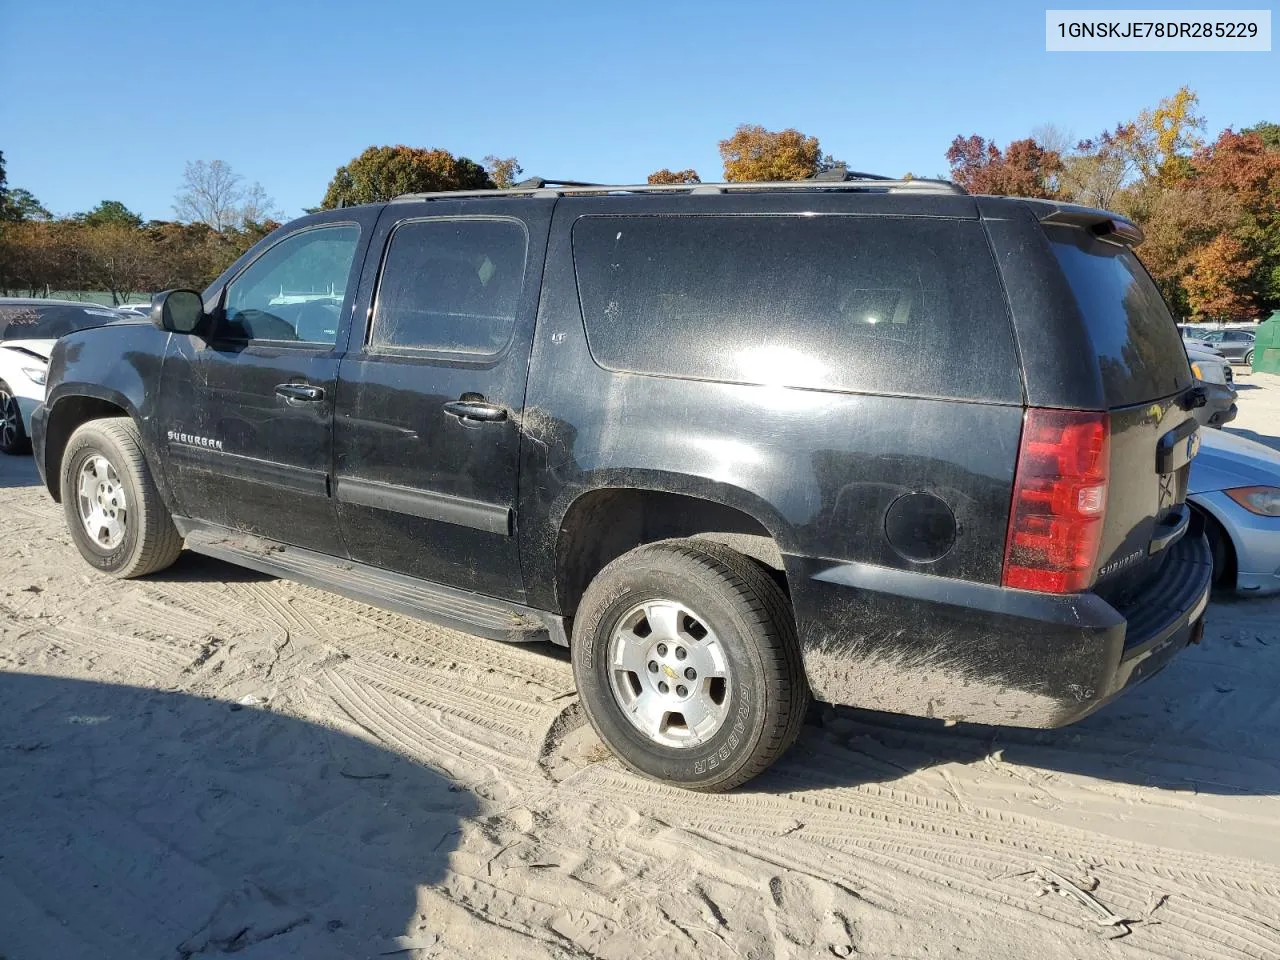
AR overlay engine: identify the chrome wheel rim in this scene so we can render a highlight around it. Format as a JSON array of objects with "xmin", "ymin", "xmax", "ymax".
[
  {"xmin": 0, "ymin": 390, "xmax": 18, "ymax": 449},
  {"xmin": 607, "ymin": 600, "xmax": 731, "ymax": 748},
  {"xmin": 77, "ymin": 455, "xmax": 128, "ymax": 549}
]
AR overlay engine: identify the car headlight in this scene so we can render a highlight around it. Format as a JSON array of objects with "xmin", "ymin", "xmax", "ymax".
[
  {"xmin": 20, "ymin": 365, "xmax": 47, "ymax": 386},
  {"xmin": 1225, "ymin": 486, "xmax": 1280, "ymax": 517}
]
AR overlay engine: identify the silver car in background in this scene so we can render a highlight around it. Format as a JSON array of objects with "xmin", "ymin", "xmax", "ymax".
[{"xmin": 1190, "ymin": 429, "xmax": 1280, "ymax": 595}]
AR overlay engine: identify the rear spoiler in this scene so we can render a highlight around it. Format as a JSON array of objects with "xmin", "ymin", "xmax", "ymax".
[{"xmin": 1033, "ymin": 203, "xmax": 1145, "ymax": 246}]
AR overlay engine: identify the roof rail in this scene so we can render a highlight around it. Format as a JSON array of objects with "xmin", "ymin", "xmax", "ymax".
[
  {"xmin": 808, "ymin": 166, "xmax": 893, "ymax": 182},
  {"xmin": 391, "ymin": 177, "xmax": 968, "ymax": 202}
]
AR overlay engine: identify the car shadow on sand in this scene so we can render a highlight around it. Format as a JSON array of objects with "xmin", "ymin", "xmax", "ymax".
[{"xmin": 0, "ymin": 672, "xmax": 475, "ymax": 959}]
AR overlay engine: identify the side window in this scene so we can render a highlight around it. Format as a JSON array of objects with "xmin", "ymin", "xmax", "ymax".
[
  {"xmin": 1201, "ymin": 330, "xmax": 1224, "ymax": 342},
  {"xmin": 369, "ymin": 218, "xmax": 528, "ymax": 356},
  {"xmin": 571, "ymin": 214, "xmax": 1020, "ymax": 402},
  {"xmin": 223, "ymin": 224, "xmax": 360, "ymax": 344}
]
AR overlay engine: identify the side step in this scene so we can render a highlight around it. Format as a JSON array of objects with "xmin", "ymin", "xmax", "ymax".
[{"xmin": 177, "ymin": 520, "xmax": 569, "ymax": 646}]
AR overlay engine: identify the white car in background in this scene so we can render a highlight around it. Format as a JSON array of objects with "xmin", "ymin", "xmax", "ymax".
[{"xmin": 0, "ymin": 299, "xmax": 123, "ymax": 455}]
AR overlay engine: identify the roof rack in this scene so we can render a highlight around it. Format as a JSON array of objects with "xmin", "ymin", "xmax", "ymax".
[{"xmin": 391, "ymin": 175, "xmax": 968, "ymax": 203}]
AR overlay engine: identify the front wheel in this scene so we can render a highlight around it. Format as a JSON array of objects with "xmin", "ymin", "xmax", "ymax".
[
  {"xmin": 571, "ymin": 540, "xmax": 808, "ymax": 791},
  {"xmin": 0, "ymin": 381, "xmax": 31, "ymax": 455},
  {"xmin": 60, "ymin": 418, "xmax": 184, "ymax": 578}
]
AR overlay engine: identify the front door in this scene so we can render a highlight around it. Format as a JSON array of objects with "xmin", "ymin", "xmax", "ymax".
[
  {"xmin": 159, "ymin": 216, "xmax": 372, "ymax": 554},
  {"xmin": 333, "ymin": 201, "xmax": 553, "ymax": 601}
]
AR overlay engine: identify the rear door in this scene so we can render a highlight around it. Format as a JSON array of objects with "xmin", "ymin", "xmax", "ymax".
[
  {"xmin": 333, "ymin": 199, "xmax": 553, "ymax": 601},
  {"xmin": 1044, "ymin": 224, "xmax": 1199, "ymax": 599}
]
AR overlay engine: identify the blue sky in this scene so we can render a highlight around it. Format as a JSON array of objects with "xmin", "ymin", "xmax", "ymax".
[{"xmin": 1, "ymin": 0, "xmax": 1275, "ymax": 222}]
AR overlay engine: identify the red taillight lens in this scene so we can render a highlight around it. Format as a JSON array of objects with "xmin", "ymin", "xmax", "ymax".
[{"xmin": 1002, "ymin": 409, "xmax": 1110, "ymax": 594}]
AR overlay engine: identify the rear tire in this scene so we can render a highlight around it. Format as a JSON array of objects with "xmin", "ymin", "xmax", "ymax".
[
  {"xmin": 61, "ymin": 418, "xmax": 183, "ymax": 578},
  {"xmin": 0, "ymin": 380, "xmax": 31, "ymax": 456},
  {"xmin": 1244, "ymin": 349, "xmax": 1254, "ymax": 368},
  {"xmin": 571, "ymin": 539, "xmax": 808, "ymax": 791}
]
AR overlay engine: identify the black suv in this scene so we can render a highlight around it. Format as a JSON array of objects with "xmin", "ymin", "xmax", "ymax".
[{"xmin": 32, "ymin": 175, "xmax": 1213, "ymax": 790}]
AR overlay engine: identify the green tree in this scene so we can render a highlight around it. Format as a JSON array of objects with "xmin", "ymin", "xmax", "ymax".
[
  {"xmin": 4, "ymin": 188, "xmax": 51, "ymax": 221},
  {"xmin": 78, "ymin": 200, "xmax": 143, "ymax": 229},
  {"xmin": 321, "ymin": 146, "xmax": 492, "ymax": 208},
  {"xmin": 719, "ymin": 125, "xmax": 825, "ymax": 182}
]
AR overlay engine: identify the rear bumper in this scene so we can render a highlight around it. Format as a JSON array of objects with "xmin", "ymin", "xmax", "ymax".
[{"xmin": 787, "ymin": 531, "xmax": 1213, "ymax": 727}]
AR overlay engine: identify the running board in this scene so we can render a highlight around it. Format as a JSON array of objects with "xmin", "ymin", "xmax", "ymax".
[{"xmin": 177, "ymin": 520, "xmax": 569, "ymax": 646}]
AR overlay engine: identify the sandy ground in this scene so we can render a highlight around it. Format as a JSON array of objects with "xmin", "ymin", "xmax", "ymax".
[{"xmin": 2, "ymin": 377, "xmax": 1279, "ymax": 960}]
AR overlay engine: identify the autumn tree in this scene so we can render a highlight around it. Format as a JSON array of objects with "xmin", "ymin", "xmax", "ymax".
[
  {"xmin": 81, "ymin": 223, "xmax": 154, "ymax": 304},
  {"xmin": 1242, "ymin": 122, "xmax": 1280, "ymax": 151},
  {"xmin": 1184, "ymin": 234, "xmax": 1258, "ymax": 318},
  {"xmin": 321, "ymin": 146, "xmax": 491, "ymax": 208},
  {"xmin": 175, "ymin": 160, "xmax": 278, "ymax": 231},
  {"xmin": 647, "ymin": 168, "xmax": 701, "ymax": 184},
  {"xmin": 483, "ymin": 155, "xmax": 523, "ymax": 189},
  {"xmin": 719, "ymin": 126, "xmax": 825, "ymax": 182},
  {"xmin": 945, "ymin": 136, "xmax": 1063, "ymax": 198}
]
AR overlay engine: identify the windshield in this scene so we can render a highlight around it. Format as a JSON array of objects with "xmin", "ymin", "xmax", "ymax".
[{"xmin": 0, "ymin": 303, "xmax": 122, "ymax": 341}]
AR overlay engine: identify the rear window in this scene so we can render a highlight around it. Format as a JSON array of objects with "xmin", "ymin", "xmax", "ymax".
[
  {"xmin": 1047, "ymin": 227, "xmax": 1191, "ymax": 407},
  {"xmin": 571, "ymin": 214, "xmax": 1021, "ymax": 402},
  {"xmin": 0, "ymin": 303, "xmax": 120, "ymax": 340}
]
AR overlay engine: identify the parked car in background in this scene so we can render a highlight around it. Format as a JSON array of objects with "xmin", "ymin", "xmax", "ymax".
[
  {"xmin": 115, "ymin": 303, "xmax": 153, "ymax": 319},
  {"xmin": 1180, "ymin": 329, "xmax": 1225, "ymax": 356},
  {"xmin": 0, "ymin": 299, "xmax": 123, "ymax": 454},
  {"xmin": 1194, "ymin": 328, "xmax": 1257, "ymax": 366},
  {"xmin": 1190, "ymin": 428, "xmax": 1280, "ymax": 595},
  {"xmin": 1186, "ymin": 346, "xmax": 1237, "ymax": 428}
]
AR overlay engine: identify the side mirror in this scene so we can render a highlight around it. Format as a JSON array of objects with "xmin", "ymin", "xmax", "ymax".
[{"xmin": 151, "ymin": 289, "xmax": 205, "ymax": 334}]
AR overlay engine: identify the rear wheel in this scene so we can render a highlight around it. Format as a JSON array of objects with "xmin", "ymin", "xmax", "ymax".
[
  {"xmin": 60, "ymin": 418, "xmax": 183, "ymax": 578},
  {"xmin": 1244, "ymin": 349, "xmax": 1254, "ymax": 368},
  {"xmin": 571, "ymin": 539, "xmax": 808, "ymax": 791},
  {"xmin": 0, "ymin": 381, "xmax": 31, "ymax": 455}
]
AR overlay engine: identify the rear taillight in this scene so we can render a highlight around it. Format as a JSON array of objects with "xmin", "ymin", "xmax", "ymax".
[{"xmin": 1002, "ymin": 409, "xmax": 1110, "ymax": 594}]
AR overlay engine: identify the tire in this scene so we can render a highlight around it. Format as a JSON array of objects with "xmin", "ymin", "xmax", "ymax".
[
  {"xmin": 0, "ymin": 380, "xmax": 31, "ymax": 455},
  {"xmin": 1244, "ymin": 349, "xmax": 1254, "ymax": 368},
  {"xmin": 1200, "ymin": 510, "xmax": 1236, "ymax": 589},
  {"xmin": 60, "ymin": 417, "xmax": 183, "ymax": 578},
  {"xmin": 571, "ymin": 539, "xmax": 809, "ymax": 791}
]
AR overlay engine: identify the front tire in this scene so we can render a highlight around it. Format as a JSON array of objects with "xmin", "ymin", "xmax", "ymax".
[
  {"xmin": 571, "ymin": 540, "xmax": 808, "ymax": 791},
  {"xmin": 0, "ymin": 380, "xmax": 31, "ymax": 455},
  {"xmin": 60, "ymin": 418, "xmax": 183, "ymax": 578}
]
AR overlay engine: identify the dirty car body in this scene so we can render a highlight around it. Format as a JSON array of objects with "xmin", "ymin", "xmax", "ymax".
[{"xmin": 33, "ymin": 180, "xmax": 1212, "ymax": 770}]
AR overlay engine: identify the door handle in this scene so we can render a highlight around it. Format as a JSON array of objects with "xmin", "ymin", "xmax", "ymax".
[
  {"xmin": 275, "ymin": 383, "xmax": 325, "ymax": 403},
  {"xmin": 443, "ymin": 395, "xmax": 507, "ymax": 422}
]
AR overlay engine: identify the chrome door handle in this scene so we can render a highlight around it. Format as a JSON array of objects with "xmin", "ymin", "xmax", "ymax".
[{"xmin": 275, "ymin": 383, "xmax": 325, "ymax": 403}]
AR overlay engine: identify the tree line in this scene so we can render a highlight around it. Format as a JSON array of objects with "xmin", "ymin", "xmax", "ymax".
[{"xmin": 2, "ymin": 88, "xmax": 1276, "ymax": 319}]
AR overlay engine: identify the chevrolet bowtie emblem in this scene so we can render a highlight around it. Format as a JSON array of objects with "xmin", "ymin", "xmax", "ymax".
[{"xmin": 662, "ymin": 664, "xmax": 678, "ymax": 680}]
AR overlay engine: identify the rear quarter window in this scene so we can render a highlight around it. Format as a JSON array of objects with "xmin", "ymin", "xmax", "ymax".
[
  {"xmin": 1046, "ymin": 226, "xmax": 1191, "ymax": 407},
  {"xmin": 571, "ymin": 214, "xmax": 1022, "ymax": 403}
]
